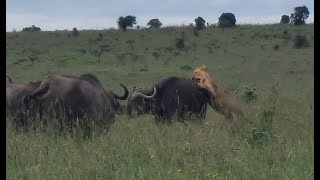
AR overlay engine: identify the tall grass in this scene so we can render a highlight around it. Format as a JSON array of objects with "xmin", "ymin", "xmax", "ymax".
[{"xmin": 6, "ymin": 24, "xmax": 314, "ymax": 179}]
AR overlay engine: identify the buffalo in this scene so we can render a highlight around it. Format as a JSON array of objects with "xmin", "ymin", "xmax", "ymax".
[
  {"xmin": 126, "ymin": 85, "xmax": 156, "ymax": 118},
  {"xmin": 26, "ymin": 74, "xmax": 129, "ymax": 131},
  {"xmin": 60, "ymin": 74, "xmax": 128, "ymax": 112},
  {"xmin": 131, "ymin": 76, "xmax": 214, "ymax": 122},
  {"xmin": 6, "ymin": 75, "xmax": 42, "ymax": 130}
]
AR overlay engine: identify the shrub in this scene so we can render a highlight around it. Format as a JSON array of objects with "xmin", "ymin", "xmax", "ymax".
[
  {"xmin": 293, "ymin": 35, "xmax": 309, "ymax": 48},
  {"xmin": 194, "ymin": 17, "xmax": 206, "ymax": 30},
  {"xmin": 152, "ymin": 51, "xmax": 161, "ymax": 59},
  {"xmin": 22, "ymin": 25, "xmax": 41, "ymax": 32},
  {"xmin": 98, "ymin": 33, "xmax": 103, "ymax": 40},
  {"xmin": 180, "ymin": 65, "xmax": 192, "ymax": 71},
  {"xmin": 193, "ymin": 30, "xmax": 199, "ymax": 37},
  {"xmin": 282, "ymin": 30, "xmax": 291, "ymax": 39},
  {"xmin": 175, "ymin": 38, "xmax": 185, "ymax": 49},
  {"xmin": 240, "ymin": 86, "xmax": 257, "ymax": 103},
  {"xmin": 140, "ymin": 66, "xmax": 148, "ymax": 72},
  {"xmin": 72, "ymin": 27, "xmax": 79, "ymax": 37},
  {"xmin": 218, "ymin": 13, "xmax": 236, "ymax": 27},
  {"xmin": 280, "ymin": 15, "xmax": 290, "ymax": 24},
  {"xmin": 147, "ymin": 18, "xmax": 162, "ymax": 28}
]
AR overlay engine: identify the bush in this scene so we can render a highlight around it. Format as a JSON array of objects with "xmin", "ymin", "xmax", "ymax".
[
  {"xmin": 180, "ymin": 65, "xmax": 192, "ymax": 71},
  {"xmin": 239, "ymin": 86, "xmax": 257, "ymax": 103},
  {"xmin": 218, "ymin": 13, "xmax": 236, "ymax": 27},
  {"xmin": 98, "ymin": 33, "xmax": 103, "ymax": 41},
  {"xmin": 151, "ymin": 51, "xmax": 161, "ymax": 59},
  {"xmin": 175, "ymin": 38, "xmax": 185, "ymax": 49},
  {"xmin": 72, "ymin": 27, "xmax": 79, "ymax": 37},
  {"xmin": 22, "ymin": 25, "xmax": 41, "ymax": 32},
  {"xmin": 293, "ymin": 35, "xmax": 309, "ymax": 48},
  {"xmin": 280, "ymin": 15, "xmax": 290, "ymax": 24},
  {"xmin": 193, "ymin": 30, "xmax": 199, "ymax": 37},
  {"xmin": 117, "ymin": 15, "xmax": 137, "ymax": 31},
  {"xmin": 290, "ymin": 5, "xmax": 309, "ymax": 25},
  {"xmin": 282, "ymin": 30, "xmax": 291, "ymax": 39},
  {"xmin": 147, "ymin": 18, "xmax": 162, "ymax": 28},
  {"xmin": 194, "ymin": 17, "xmax": 206, "ymax": 30}
]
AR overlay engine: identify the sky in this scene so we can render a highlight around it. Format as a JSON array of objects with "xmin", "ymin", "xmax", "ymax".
[{"xmin": 6, "ymin": 0, "xmax": 314, "ymax": 31}]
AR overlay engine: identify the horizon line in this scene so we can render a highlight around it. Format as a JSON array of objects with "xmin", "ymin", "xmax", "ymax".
[{"xmin": 6, "ymin": 22, "xmax": 314, "ymax": 32}]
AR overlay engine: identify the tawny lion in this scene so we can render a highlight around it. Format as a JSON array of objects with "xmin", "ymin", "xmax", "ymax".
[{"xmin": 192, "ymin": 65, "xmax": 247, "ymax": 122}]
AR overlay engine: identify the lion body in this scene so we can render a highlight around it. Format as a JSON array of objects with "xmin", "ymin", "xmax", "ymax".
[{"xmin": 192, "ymin": 66, "xmax": 246, "ymax": 122}]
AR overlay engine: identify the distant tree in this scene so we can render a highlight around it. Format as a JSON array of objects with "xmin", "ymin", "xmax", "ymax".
[
  {"xmin": 117, "ymin": 16, "xmax": 127, "ymax": 30},
  {"xmin": 218, "ymin": 13, "xmax": 236, "ymax": 27},
  {"xmin": 194, "ymin": 17, "xmax": 206, "ymax": 30},
  {"xmin": 280, "ymin": 15, "xmax": 290, "ymax": 24},
  {"xmin": 117, "ymin": 15, "xmax": 137, "ymax": 31},
  {"xmin": 72, "ymin": 27, "xmax": 79, "ymax": 37},
  {"xmin": 147, "ymin": 18, "xmax": 162, "ymax": 28},
  {"xmin": 22, "ymin": 25, "xmax": 41, "ymax": 32},
  {"xmin": 290, "ymin": 5, "xmax": 309, "ymax": 25}
]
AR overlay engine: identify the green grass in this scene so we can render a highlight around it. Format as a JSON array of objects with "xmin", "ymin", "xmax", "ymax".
[{"xmin": 6, "ymin": 24, "xmax": 314, "ymax": 179}]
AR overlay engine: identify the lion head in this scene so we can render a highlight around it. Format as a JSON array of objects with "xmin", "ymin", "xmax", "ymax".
[
  {"xmin": 192, "ymin": 65, "xmax": 219, "ymax": 97},
  {"xmin": 192, "ymin": 65, "xmax": 209, "ymax": 83}
]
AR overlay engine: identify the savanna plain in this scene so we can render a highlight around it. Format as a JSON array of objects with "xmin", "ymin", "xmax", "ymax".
[{"xmin": 6, "ymin": 24, "xmax": 314, "ymax": 179}]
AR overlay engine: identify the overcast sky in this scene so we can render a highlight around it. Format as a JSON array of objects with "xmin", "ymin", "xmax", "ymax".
[{"xmin": 6, "ymin": 0, "xmax": 314, "ymax": 31}]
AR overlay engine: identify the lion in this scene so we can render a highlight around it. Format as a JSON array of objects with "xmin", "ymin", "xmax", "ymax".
[{"xmin": 192, "ymin": 65, "xmax": 247, "ymax": 122}]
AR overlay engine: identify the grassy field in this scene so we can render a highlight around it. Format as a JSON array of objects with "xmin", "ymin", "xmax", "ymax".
[{"xmin": 6, "ymin": 24, "xmax": 314, "ymax": 179}]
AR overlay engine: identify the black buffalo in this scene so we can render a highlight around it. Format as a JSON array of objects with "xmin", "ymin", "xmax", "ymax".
[
  {"xmin": 60, "ymin": 74, "xmax": 128, "ymax": 112},
  {"xmin": 131, "ymin": 77, "xmax": 214, "ymax": 122},
  {"xmin": 27, "ymin": 74, "xmax": 129, "ymax": 130},
  {"xmin": 6, "ymin": 75, "xmax": 42, "ymax": 130}
]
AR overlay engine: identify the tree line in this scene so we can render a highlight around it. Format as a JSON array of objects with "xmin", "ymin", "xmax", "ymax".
[{"xmin": 20, "ymin": 5, "xmax": 310, "ymax": 32}]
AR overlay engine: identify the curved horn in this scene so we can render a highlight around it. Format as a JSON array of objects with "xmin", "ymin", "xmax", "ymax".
[
  {"xmin": 132, "ymin": 86, "xmax": 157, "ymax": 99},
  {"xmin": 113, "ymin": 84, "xmax": 129, "ymax": 100},
  {"xmin": 23, "ymin": 81, "xmax": 48, "ymax": 106},
  {"xmin": 30, "ymin": 83, "xmax": 49, "ymax": 99},
  {"xmin": 6, "ymin": 74, "xmax": 13, "ymax": 83}
]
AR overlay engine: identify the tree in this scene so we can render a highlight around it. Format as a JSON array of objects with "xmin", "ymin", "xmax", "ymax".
[
  {"xmin": 117, "ymin": 15, "xmax": 137, "ymax": 31},
  {"xmin": 22, "ymin": 25, "xmax": 41, "ymax": 32},
  {"xmin": 218, "ymin": 13, "xmax": 236, "ymax": 27},
  {"xmin": 290, "ymin": 5, "xmax": 309, "ymax": 25},
  {"xmin": 280, "ymin": 15, "xmax": 290, "ymax": 24},
  {"xmin": 147, "ymin": 18, "xmax": 162, "ymax": 28},
  {"xmin": 72, "ymin": 27, "xmax": 79, "ymax": 37},
  {"xmin": 194, "ymin": 17, "xmax": 206, "ymax": 30}
]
